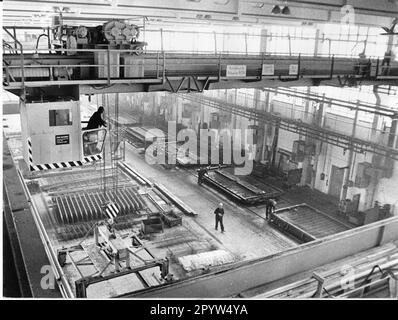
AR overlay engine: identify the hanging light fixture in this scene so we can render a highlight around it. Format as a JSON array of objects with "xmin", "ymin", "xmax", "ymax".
[
  {"xmin": 271, "ymin": 5, "xmax": 281, "ymax": 14},
  {"xmin": 281, "ymin": 5, "xmax": 290, "ymax": 15},
  {"xmin": 281, "ymin": 1, "xmax": 290, "ymax": 15}
]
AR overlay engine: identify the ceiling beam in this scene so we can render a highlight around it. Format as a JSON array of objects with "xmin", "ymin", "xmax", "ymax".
[{"xmin": 3, "ymin": 0, "xmax": 397, "ymax": 27}]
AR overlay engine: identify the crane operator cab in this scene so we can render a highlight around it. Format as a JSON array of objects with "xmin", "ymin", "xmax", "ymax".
[
  {"xmin": 82, "ymin": 128, "xmax": 107, "ymax": 156},
  {"xmin": 20, "ymin": 99, "xmax": 107, "ymax": 172},
  {"xmin": 82, "ymin": 106, "xmax": 107, "ymax": 156}
]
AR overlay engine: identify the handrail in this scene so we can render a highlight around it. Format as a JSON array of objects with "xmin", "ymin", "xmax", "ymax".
[
  {"xmin": 3, "ymin": 47, "xmax": 398, "ymax": 91},
  {"xmin": 3, "ymin": 46, "xmax": 393, "ymax": 59},
  {"xmin": 16, "ymin": 169, "xmax": 74, "ymax": 298},
  {"xmin": 3, "ymin": 26, "xmax": 25, "ymax": 98},
  {"xmin": 82, "ymin": 128, "xmax": 107, "ymax": 157}
]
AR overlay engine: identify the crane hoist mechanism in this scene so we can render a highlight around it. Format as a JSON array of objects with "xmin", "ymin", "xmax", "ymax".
[{"xmin": 52, "ymin": 18, "xmax": 147, "ymax": 55}]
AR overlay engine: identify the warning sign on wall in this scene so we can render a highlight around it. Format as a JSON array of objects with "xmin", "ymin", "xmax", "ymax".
[
  {"xmin": 289, "ymin": 64, "xmax": 299, "ymax": 75},
  {"xmin": 55, "ymin": 134, "xmax": 70, "ymax": 145},
  {"xmin": 226, "ymin": 65, "xmax": 247, "ymax": 77},
  {"xmin": 262, "ymin": 64, "xmax": 275, "ymax": 76}
]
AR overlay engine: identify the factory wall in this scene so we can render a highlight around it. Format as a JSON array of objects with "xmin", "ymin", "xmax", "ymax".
[
  {"xmin": 373, "ymin": 162, "xmax": 398, "ymax": 215},
  {"xmin": 214, "ymin": 89, "xmax": 397, "ymax": 213},
  {"xmin": 110, "ymin": 90, "xmax": 397, "ymax": 214}
]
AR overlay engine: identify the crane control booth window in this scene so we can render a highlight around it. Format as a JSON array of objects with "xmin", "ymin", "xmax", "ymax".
[{"xmin": 49, "ymin": 109, "xmax": 73, "ymax": 126}]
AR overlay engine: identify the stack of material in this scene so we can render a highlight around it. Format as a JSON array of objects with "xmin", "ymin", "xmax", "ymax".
[
  {"xmin": 108, "ymin": 112, "xmax": 140, "ymax": 127},
  {"xmin": 141, "ymin": 216, "xmax": 163, "ymax": 234},
  {"xmin": 178, "ymin": 250, "xmax": 237, "ymax": 272},
  {"xmin": 53, "ymin": 187, "xmax": 146, "ymax": 224},
  {"xmin": 126, "ymin": 126, "xmax": 165, "ymax": 144}
]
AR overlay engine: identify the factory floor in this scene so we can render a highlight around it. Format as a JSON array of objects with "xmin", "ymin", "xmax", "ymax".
[
  {"xmin": 124, "ymin": 145, "xmax": 298, "ymax": 261},
  {"xmin": 2, "ymin": 113, "xmax": 356, "ymax": 297},
  {"xmin": 123, "ymin": 139, "xmax": 356, "ymax": 246},
  {"xmin": 123, "ymin": 141, "xmax": 357, "ymax": 261}
]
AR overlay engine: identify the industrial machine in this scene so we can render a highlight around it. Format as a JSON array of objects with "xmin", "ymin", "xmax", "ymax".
[
  {"xmin": 201, "ymin": 168, "xmax": 283, "ymax": 205},
  {"xmin": 291, "ymin": 140, "xmax": 315, "ymax": 163},
  {"xmin": 57, "ymin": 220, "xmax": 170, "ymax": 298},
  {"xmin": 53, "ymin": 17, "xmax": 147, "ymax": 55}
]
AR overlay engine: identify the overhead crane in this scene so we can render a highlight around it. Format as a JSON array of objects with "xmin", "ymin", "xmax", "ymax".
[{"xmin": 4, "ymin": 48, "xmax": 398, "ymax": 97}]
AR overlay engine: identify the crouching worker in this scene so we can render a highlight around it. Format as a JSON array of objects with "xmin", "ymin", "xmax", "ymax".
[
  {"xmin": 86, "ymin": 106, "xmax": 107, "ymax": 130},
  {"xmin": 197, "ymin": 166, "xmax": 209, "ymax": 185},
  {"xmin": 83, "ymin": 106, "xmax": 107, "ymax": 155}
]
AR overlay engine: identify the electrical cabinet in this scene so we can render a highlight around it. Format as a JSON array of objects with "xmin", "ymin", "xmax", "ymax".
[
  {"xmin": 121, "ymin": 55, "xmax": 145, "ymax": 78},
  {"xmin": 292, "ymin": 140, "xmax": 306, "ymax": 162},
  {"xmin": 94, "ymin": 50, "xmax": 120, "ymax": 78},
  {"xmin": 354, "ymin": 162, "xmax": 372, "ymax": 188}
]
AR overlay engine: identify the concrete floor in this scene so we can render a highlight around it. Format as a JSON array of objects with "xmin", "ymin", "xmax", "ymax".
[{"xmin": 124, "ymin": 144, "xmax": 298, "ymax": 260}]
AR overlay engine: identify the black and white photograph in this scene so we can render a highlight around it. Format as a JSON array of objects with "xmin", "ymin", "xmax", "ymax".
[{"xmin": 1, "ymin": 0, "xmax": 398, "ymax": 310}]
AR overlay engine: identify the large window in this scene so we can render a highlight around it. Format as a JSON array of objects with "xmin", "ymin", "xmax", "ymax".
[
  {"xmin": 140, "ymin": 22, "xmax": 390, "ymax": 58},
  {"xmin": 267, "ymin": 26, "xmax": 316, "ymax": 56},
  {"xmin": 49, "ymin": 109, "xmax": 72, "ymax": 126},
  {"xmin": 319, "ymin": 24, "xmax": 388, "ymax": 58}
]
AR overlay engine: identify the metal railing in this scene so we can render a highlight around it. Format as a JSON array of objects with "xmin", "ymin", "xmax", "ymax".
[
  {"xmin": 3, "ymin": 26, "xmax": 25, "ymax": 97},
  {"xmin": 3, "ymin": 47, "xmax": 398, "ymax": 90},
  {"xmin": 143, "ymin": 28, "xmax": 390, "ymax": 59},
  {"xmin": 16, "ymin": 169, "xmax": 74, "ymax": 298}
]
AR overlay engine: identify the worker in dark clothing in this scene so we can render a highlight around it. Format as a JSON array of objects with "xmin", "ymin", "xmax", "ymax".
[
  {"xmin": 83, "ymin": 106, "xmax": 107, "ymax": 155},
  {"xmin": 86, "ymin": 106, "xmax": 107, "ymax": 130},
  {"xmin": 381, "ymin": 50, "xmax": 392, "ymax": 75},
  {"xmin": 265, "ymin": 198, "xmax": 277, "ymax": 220},
  {"xmin": 356, "ymin": 53, "xmax": 371, "ymax": 78},
  {"xmin": 197, "ymin": 166, "xmax": 209, "ymax": 185},
  {"xmin": 214, "ymin": 203, "xmax": 225, "ymax": 233}
]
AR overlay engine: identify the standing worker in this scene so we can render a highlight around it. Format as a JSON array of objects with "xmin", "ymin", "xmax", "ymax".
[
  {"xmin": 86, "ymin": 106, "xmax": 107, "ymax": 130},
  {"xmin": 381, "ymin": 50, "xmax": 392, "ymax": 76},
  {"xmin": 214, "ymin": 203, "xmax": 225, "ymax": 233},
  {"xmin": 265, "ymin": 198, "xmax": 277, "ymax": 220}
]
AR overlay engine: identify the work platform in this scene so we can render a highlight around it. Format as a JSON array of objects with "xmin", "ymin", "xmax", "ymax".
[
  {"xmin": 4, "ymin": 50, "xmax": 398, "ymax": 95},
  {"xmin": 270, "ymin": 204, "xmax": 351, "ymax": 243},
  {"xmin": 203, "ymin": 169, "xmax": 283, "ymax": 205}
]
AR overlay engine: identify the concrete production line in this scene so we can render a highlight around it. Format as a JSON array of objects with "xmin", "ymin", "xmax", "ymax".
[
  {"xmin": 5, "ymin": 84, "xmax": 398, "ymax": 297},
  {"xmin": 3, "ymin": 3, "xmax": 398, "ymax": 299}
]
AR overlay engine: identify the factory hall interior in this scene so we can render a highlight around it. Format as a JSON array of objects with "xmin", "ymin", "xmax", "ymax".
[{"xmin": 3, "ymin": 0, "xmax": 398, "ymax": 300}]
